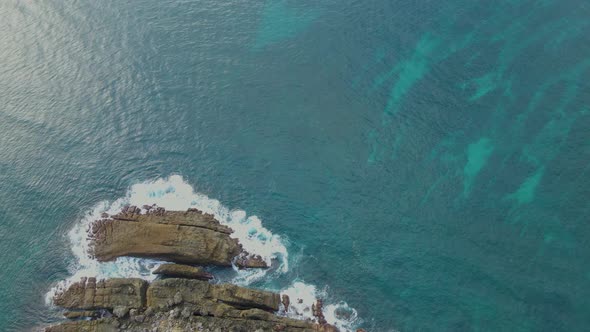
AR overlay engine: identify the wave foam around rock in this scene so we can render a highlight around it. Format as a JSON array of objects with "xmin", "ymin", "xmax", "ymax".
[{"xmin": 46, "ymin": 175, "xmax": 360, "ymax": 330}]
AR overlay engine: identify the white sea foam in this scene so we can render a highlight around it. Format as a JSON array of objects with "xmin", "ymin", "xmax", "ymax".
[
  {"xmin": 280, "ymin": 281, "xmax": 361, "ymax": 331},
  {"xmin": 324, "ymin": 302, "xmax": 361, "ymax": 331},
  {"xmin": 46, "ymin": 175, "xmax": 360, "ymax": 331},
  {"xmin": 126, "ymin": 175, "xmax": 290, "ymax": 284}
]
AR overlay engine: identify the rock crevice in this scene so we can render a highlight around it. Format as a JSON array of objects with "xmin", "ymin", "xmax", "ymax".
[{"xmin": 48, "ymin": 277, "xmax": 338, "ymax": 332}]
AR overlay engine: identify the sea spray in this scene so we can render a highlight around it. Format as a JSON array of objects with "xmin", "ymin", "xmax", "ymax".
[
  {"xmin": 46, "ymin": 175, "xmax": 360, "ymax": 330},
  {"xmin": 280, "ymin": 281, "xmax": 361, "ymax": 331}
]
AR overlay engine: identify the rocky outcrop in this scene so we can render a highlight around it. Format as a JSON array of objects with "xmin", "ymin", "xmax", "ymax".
[
  {"xmin": 47, "ymin": 277, "xmax": 338, "ymax": 332},
  {"xmin": 235, "ymin": 252, "xmax": 268, "ymax": 269},
  {"xmin": 44, "ymin": 207, "xmax": 351, "ymax": 331},
  {"xmin": 53, "ymin": 277, "xmax": 147, "ymax": 310},
  {"xmin": 152, "ymin": 263, "xmax": 213, "ymax": 280},
  {"xmin": 89, "ymin": 207, "xmax": 270, "ymax": 268},
  {"xmin": 146, "ymin": 278, "xmax": 280, "ymax": 313},
  {"xmin": 282, "ymin": 294, "xmax": 291, "ymax": 312},
  {"xmin": 89, "ymin": 207, "xmax": 241, "ymax": 266}
]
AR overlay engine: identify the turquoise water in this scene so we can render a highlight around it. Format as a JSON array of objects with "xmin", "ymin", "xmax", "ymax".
[{"xmin": 1, "ymin": 0, "xmax": 590, "ymax": 331}]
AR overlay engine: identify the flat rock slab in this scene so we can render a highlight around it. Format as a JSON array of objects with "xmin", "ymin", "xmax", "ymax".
[
  {"xmin": 152, "ymin": 263, "xmax": 214, "ymax": 280},
  {"xmin": 53, "ymin": 277, "xmax": 147, "ymax": 310},
  {"xmin": 53, "ymin": 278, "xmax": 280, "ymax": 313},
  {"xmin": 89, "ymin": 209, "xmax": 241, "ymax": 266},
  {"xmin": 113, "ymin": 209, "xmax": 233, "ymax": 234},
  {"xmin": 147, "ymin": 278, "xmax": 281, "ymax": 312}
]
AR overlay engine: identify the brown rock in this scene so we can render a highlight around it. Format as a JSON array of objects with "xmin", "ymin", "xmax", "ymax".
[
  {"xmin": 46, "ymin": 315, "xmax": 331, "ymax": 332},
  {"xmin": 313, "ymin": 299, "xmax": 327, "ymax": 324},
  {"xmin": 235, "ymin": 253, "xmax": 268, "ymax": 269},
  {"xmin": 53, "ymin": 278, "xmax": 147, "ymax": 310},
  {"xmin": 152, "ymin": 263, "xmax": 213, "ymax": 280},
  {"xmin": 48, "ymin": 277, "xmax": 340, "ymax": 332},
  {"xmin": 210, "ymin": 282, "xmax": 281, "ymax": 312},
  {"xmin": 147, "ymin": 278, "xmax": 280, "ymax": 312},
  {"xmin": 89, "ymin": 211, "xmax": 239, "ymax": 266},
  {"xmin": 282, "ymin": 294, "xmax": 290, "ymax": 312},
  {"xmin": 146, "ymin": 278, "xmax": 209, "ymax": 308}
]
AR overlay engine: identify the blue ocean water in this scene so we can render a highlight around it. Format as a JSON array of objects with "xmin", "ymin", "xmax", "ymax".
[{"xmin": 1, "ymin": 0, "xmax": 589, "ymax": 331}]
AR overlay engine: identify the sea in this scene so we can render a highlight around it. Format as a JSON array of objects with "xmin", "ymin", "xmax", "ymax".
[{"xmin": 0, "ymin": 1, "xmax": 589, "ymax": 331}]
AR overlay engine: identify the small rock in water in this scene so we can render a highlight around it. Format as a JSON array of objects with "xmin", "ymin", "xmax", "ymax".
[
  {"xmin": 281, "ymin": 294, "xmax": 290, "ymax": 312},
  {"xmin": 235, "ymin": 253, "xmax": 268, "ymax": 269},
  {"xmin": 313, "ymin": 299, "xmax": 327, "ymax": 325}
]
